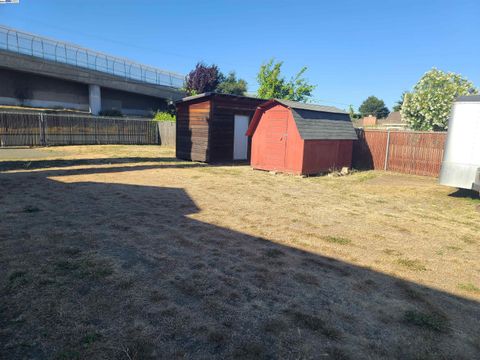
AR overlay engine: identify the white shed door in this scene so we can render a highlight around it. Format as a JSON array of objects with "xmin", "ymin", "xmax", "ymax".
[{"xmin": 233, "ymin": 115, "xmax": 249, "ymax": 160}]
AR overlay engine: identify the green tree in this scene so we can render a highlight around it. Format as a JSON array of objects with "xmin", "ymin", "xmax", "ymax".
[
  {"xmin": 256, "ymin": 59, "xmax": 315, "ymax": 102},
  {"xmin": 216, "ymin": 71, "xmax": 247, "ymax": 96},
  {"xmin": 358, "ymin": 96, "xmax": 390, "ymax": 119},
  {"xmin": 402, "ymin": 68, "xmax": 477, "ymax": 131},
  {"xmin": 393, "ymin": 91, "xmax": 408, "ymax": 112},
  {"xmin": 348, "ymin": 105, "xmax": 360, "ymax": 120}
]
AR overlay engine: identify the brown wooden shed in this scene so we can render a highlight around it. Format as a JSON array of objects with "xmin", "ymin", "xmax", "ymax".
[{"xmin": 175, "ymin": 93, "xmax": 265, "ymax": 162}]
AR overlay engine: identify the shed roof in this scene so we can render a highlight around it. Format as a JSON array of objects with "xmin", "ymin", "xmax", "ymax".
[
  {"xmin": 176, "ymin": 92, "xmax": 265, "ymax": 104},
  {"xmin": 456, "ymin": 95, "xmax": 480, "ymax": 102},
  {"xmin": 247, "ymin": 99, "xmax": 357, "ymax": 140},
  {"xmin": 274, "ymin": 99, "xmax": 347, "ymax": 114}
]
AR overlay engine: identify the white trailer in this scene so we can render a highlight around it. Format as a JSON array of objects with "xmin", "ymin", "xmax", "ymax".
[{"xmin": 439, "ymin": 95, "xmax": 480, "ymax": 192}]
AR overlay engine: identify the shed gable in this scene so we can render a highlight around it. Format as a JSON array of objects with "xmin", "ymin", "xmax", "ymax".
[{"xmin": 247, "ymin": 99, "xmax": 358, "ymax": 141}]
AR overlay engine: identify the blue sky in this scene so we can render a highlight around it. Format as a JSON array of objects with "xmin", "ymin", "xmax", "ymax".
[{"xmin": 1, "ymin": 0, "xmax": 479, "ymax": 110}]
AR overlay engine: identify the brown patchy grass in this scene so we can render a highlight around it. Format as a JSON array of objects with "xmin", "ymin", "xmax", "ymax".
[
  {"xmin": 396, "ymin": 258, "xmax": 427, "ymax": 271},
  {"xmin": 0, "ymin": 145, "xmax": 479, "ymax": 359}
]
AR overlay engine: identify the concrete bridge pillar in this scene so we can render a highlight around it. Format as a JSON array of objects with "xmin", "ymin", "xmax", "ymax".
[{"xmin": 89, "ymin": 84, "xmax": 101, "ymax": 115}]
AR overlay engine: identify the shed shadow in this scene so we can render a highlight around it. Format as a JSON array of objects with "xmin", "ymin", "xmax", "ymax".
[{"xmin": 352, "ymin": 129, "xmax": 375, "ymax": 170}]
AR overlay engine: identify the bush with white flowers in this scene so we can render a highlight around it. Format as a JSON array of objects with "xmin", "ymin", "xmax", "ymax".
[{"xmin": 402, "ymin": 68, "xmax": 477, "ymax": 131}]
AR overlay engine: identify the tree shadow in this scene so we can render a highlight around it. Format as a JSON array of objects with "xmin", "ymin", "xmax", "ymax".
[{"xmin": 0, "ymin": 166, "xmax": 479, "ymax": 359}]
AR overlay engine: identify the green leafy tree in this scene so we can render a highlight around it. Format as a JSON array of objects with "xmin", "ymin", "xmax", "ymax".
[
  {"xmin": 402, "ymin": 68, "xmax": 477, "ymax": 131},
  {"xmin": 348, "ymin": 104, "xmax": 360, "ymax": 120},
  {"xmin": 216, "ymin": 71, "xmax": 247, "ymax": 96},
  {"xmin": 393, "ymin": 91, "xmax": 408, "ymax": 112},
  {"xmin": 358, "ymin": 96, "xmax": 390, "ymax": 119},
  {"xmin": 256, "ymin": 59, "xmax": 315, "ymax": 102}
]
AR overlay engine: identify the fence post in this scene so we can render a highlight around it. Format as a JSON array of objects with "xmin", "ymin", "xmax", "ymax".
[
  {"xmin": 384, "ymin": 129, "xmax": 391, "ymax": 171},
  {"xmin": 94, "ymin": 118, "xmax": 98, "ymax": 144},
  {"xmin": 39, "ymin": 113, "xmax": 45, "ymax": 146}
]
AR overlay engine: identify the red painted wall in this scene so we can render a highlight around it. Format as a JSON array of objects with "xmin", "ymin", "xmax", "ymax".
[
  {"xmin": 251, "ymin": 104, "xmax": 304, "ymax": 174},
  {"xmin": 283, "ymin": 109, "xmax": 304, "ymax": 174},
  {"xmin": 302, "ymin": 140, "xmax": 353, "ymax": 174},
  {"xmin": 250, "ymin": 103, "xmax": 354, "ymax": 175}
]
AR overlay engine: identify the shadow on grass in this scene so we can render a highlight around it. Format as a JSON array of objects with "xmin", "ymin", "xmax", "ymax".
[
  {"xmin": 0, "ymin": 165, "xmax": 479, "ymax": 359},
  {"xmin": 448, "ymin": 188, "xmax": 479, "ymax": 200},
  {"xmin": 0, "ymin": 157, "xmax": 204, "ymax": 172}
]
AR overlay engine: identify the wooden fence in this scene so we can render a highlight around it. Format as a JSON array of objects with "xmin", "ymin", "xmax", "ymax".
[
  {"xmin": 0, "ymin": 112, "xmax": 176, "ymax": 147},
  {"xmin": 353, "ymin": 129, "xmax": 447, "ymax": 177},
  {"xmin": 0, "ymin": 112, "xmax": 41, "ymax": 147},
  {"xmin": 157, "ymin": 121, "xmax": 176, "ymax": 147},
  {"xmin": 1, "ymin": 112, "xmax": 446, "ymax": 177}
]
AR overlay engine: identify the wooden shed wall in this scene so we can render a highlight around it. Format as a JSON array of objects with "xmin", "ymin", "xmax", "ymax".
[
  {"xmin": 176, "ymin": 99, "xmax": 211, "ymax": 162},
  {"xmin": 302, "ymin": 140, "xmax": 353, "ymax": 174},
  {"xmin": 250, "ymin": 104, "xmax": 304, "ymax": 174},
  {"xmin": 209, "ymin": 96, "xmax": 265, "ymax": 162},
  {"xmin": 283, "ymin": 108, "xmax": 305, "ymax": 174},
  {"xmin": 250, "ymin": 103, "xmax": 355, "ymax": 175}
]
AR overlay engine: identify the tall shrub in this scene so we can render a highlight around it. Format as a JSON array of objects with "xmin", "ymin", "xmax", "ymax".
[
  {"xmin": 184, "ymin": 62, "xmax": 221, "ymax": 95},
  {"xmin": 402, "ymin": 68, "xmax": 477, "ymax": 131}
]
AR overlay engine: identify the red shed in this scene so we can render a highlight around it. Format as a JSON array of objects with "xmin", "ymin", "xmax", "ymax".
[{"xmin": 246, "ymin": 99, "xmax": 357, "ymax": 175}]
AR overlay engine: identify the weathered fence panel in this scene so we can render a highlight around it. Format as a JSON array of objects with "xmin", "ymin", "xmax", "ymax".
[
  {"xmin": 43, "ymin": 115, "xmax": 158, "ymax": 145},
  {"xmin": 157, "ymin": 121, "xmax": 175, "ymax": 147},
  {"xmin": 0, "ymin": 112, "xmax": 42, "ymax": 146},
  {"xmin": 0, "ymin": 112, "xmax": 172, "ymax": 147},
  {"xmin": 353, "ymin": 129, "xmax": 447, "ymax": 177},
  {"xmin": 353, "ymin": 129, "xmax": 388, "ymax": 170},
  {"xmin": 387, "ymin": 131, "xmax": 446, "ymax": 176},
  {"xmin": 44, "ymin": 115, "xmax": 97, "ymax": 145}
]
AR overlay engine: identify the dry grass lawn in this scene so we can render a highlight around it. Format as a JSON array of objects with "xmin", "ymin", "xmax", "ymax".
[{"xmin": 1, "ymin": 145, "xmax": 479, "ymax": 359}]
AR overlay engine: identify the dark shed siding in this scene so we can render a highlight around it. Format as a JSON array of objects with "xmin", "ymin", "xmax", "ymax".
[
  {"xmin": 176, "ymin": 99, "xmax": 211, "ymax": 161},
  {"xmin": 209, "ymin": 95, "xmax": 265, "ymax": 162}
]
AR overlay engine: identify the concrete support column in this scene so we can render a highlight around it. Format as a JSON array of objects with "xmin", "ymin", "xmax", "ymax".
[{"xmin": 89, "ymin": 84, "xmax": 101, "ymax": 115}]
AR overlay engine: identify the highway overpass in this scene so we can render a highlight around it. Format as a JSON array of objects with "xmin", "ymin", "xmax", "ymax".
[{"xmin": 0, "ymin": 25, "xmax": 185, "ymax": 115}]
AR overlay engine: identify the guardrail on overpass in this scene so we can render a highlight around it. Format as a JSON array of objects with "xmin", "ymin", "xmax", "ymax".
[{"xmin": 0, "ymin": 25, "xmax": 184, "ymax": 88}]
